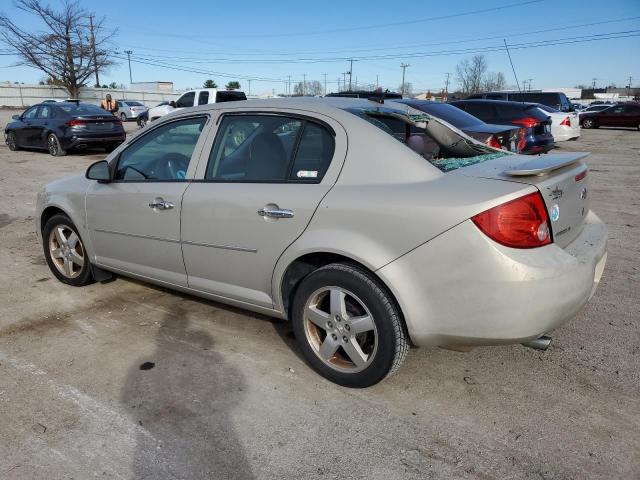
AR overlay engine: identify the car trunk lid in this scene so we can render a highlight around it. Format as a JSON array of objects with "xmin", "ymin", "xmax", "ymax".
[
  {"xmin": 69, "ymin": 114, "xmax": 119, "ymax": 131},
  {"xmin": 455, "ymin": 152, "xmax": 591, "ymax": 248}
]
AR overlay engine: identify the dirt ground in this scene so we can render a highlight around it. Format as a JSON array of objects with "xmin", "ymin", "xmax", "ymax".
[{"xmin": 0, "ymin": 109, "xmax": 639, "ymax": 480}]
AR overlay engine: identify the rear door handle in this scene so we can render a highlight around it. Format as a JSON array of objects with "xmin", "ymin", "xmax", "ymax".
[
  {"xmin": 258, "ymin": 206, "xmax": 294, "ymax": 219},
  {"xmin": 149, "ymin": 197, "xmax": 174, "ymax": 210}
]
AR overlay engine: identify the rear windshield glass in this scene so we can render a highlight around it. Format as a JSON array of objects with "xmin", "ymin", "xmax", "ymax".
[
  {"xmin": 216, "ymin": 91, "xmax": 247, "ymax": 102},
  {"xmin": 536, "ymin": 104, "xmax": 560, "ymax": 113},
  {"xmin": 409, "ymin": 103, "xmax": 484, "ymax": 128},
  {"xmin": 125, "ymin": 101, "xmax": 144, "ymax": 106},
  {"xmin": 57, "ymin": 103, "xmax": 107, "ymax": 115},
  {"xmin": 343, "ymin": 107, "xmax": 506, "ymax": 172}
]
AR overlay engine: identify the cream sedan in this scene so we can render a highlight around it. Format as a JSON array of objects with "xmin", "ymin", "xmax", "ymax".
[{"xmin": 36, "ymin": 98, "xmax": 607, "ymax": 387}]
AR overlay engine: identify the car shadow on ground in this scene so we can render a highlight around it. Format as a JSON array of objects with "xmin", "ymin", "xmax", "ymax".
[{"xmin": 120, "ymin": 301, "xmax": 256, "ymax": 479}]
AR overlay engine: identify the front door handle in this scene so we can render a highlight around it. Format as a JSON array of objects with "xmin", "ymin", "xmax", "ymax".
[
  {"xmin": 257, "ymin": 206, "xmax": 294, "ymax": 219},
  {"xmin": 149, "ymin": 197, "xmax": 174, "ymax": 210}
]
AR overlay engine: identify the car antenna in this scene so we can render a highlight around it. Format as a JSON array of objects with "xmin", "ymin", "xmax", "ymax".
[{"xmin": 503, "ymin": 39, "xmax": 524, "ymax": 104}]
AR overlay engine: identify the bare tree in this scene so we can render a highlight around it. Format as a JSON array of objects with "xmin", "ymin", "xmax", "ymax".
[
  {"xmin": 455, "ymin": 55, "xmax": 488, "ymax": 95},
  {"xmin": 398, "ymin": 82, "xmax": 413, "ymax": 96},
  {"xmin": 483, "ymin": 71, "xmax": 506, "ymax": 92},
  {"xmin": 293, "ymin": 80, "xmax": 322, "ymax": 96},
  {"xmin": 0, "ymin": 0, "xmax": 117, "ymax": 98}
]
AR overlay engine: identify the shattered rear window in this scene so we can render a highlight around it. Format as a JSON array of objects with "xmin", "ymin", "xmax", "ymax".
[
  {"xmin": 431, "ymin": 152, "xmax": 507, "ymax": 172},
  {"xmin": 343, "ymin": 106, "xmax": 508, "ymax": 172}
]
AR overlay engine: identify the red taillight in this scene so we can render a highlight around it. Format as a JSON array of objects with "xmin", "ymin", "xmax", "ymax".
[
  {"xmin": 472, "ymin": 192, "xmax": 551, "ymax": 249},
  {"xmin": 485, "ymin": 135, "xmax": 502, "ymax": 149},
  {"xmin": 65, "ymin": 119, "xmax": 86, "ymax": 127},
  {"xmin": 517, "ymin": 128, "xmax": 526, "ymax": 152},
  {"xmin": 559, "ymin": 116, "xmax": 571, "ymax": 126},
  {"xmin": 574, "ymin": 169, "xmax": 588, "ymax": 182},
  {"xmin": 512, "ymin": 117, "xmax": 540, "ymax": 129}
]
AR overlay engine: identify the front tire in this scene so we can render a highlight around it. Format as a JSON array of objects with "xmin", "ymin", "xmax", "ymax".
[
  {"xmin": 120, "ymin": 112, "xmax": 127, "ymax": 122},
  {"xmin": 43, "ymin": 214, "xmax": 94, "ymax": 286},
  {"xmin": 291, "ymin": 263, "xmax": 408, "ymax": 388},
  {"xmin": 6, "ymin": 131, "xmax": 20, "ymax": 151},
  {"xmin": 47, "ymin": 133, "xmax": 66, "ymax": 156}
]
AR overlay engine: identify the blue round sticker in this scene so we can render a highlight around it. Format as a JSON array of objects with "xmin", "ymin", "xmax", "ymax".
[{"xmin": 550, "ymin": 204, "xmax": 560, "ymax": 222}]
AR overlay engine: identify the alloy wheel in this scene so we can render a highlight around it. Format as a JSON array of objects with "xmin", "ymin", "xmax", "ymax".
[
  {"xmin": 303, "ymin": 286, "xmax": 378, "ymax": 373},
  {"xmin": 48, "ymin": 134, "xmax": 60, "ymax": 155},
  {"xmin": 583, "ymin": 119, "xmax": 594, "ymax": 129},
  {"xmin": 48, "ymin": 225, "xmax": 85, "ymax": 279}
]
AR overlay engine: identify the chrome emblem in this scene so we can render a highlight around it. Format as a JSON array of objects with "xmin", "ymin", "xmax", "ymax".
[
  {"xmin": 581, "ymin": 187, "xmax": 588, "ymax": 199},
  {"xmin": 550, "ymin": 204, "xmax": 560, "ymax": 222},
  {"xmin": 551, "ymin": 186, "xmax": 563, "ymax": 199}
]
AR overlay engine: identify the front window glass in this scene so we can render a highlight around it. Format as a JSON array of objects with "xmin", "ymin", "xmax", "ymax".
[
  {"xmin": 22, "ymin": 106, "xmax": 38, "ymax": 119},
  {"xmin": 176, "ymin": 91, "xmax": 195, "ymax": 108},
  {"xmin": 115, "ymin": 116, "xmax": 207, "ymax": 181}
]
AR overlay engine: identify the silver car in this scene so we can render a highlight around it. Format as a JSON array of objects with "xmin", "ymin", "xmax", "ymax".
[
  {"xmin": 117, "ymin": 100, "xmax": 148, "ymax": 122},
  {"xmin": 35, "ymin": 98, "xmax": 607, "ymax": 387}
]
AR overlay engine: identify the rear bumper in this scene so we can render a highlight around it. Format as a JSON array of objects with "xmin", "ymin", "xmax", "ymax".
[
  {"xmin": 553, "ymin": 126, "xmax": 581, "ymax": 142},
  {"xmin": 62, "ymin": 134, "xmax": 126, "ymax": 149},
  {"xmin": 377, "ymin": 211, "xmax": 607, "ymax": 347},
  {"xmin": 522, "ymin": 138, "xmax": 555, "ymax": 154}
]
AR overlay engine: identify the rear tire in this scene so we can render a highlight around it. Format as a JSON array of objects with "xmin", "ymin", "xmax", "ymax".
[
  {"xmin": 6, "ymin": 131, "xmax": 20, "ymax": 151},
  {"xmin": 581, "ymin": 118, "xmax": 596, "ymax": 129},
  {"xmin": 291, "ymin": 263, "xmax": 408, "ymax": 388},
  {"xmin": 138, "ymin": 117, "xmax": 147, "ymax": 128},
  {"xmin": 47, "ymin": 133, "xmax": 66, "ymax": 156},
  {"xmin": 42, "ymin": 214, "xmax": 94, "ymax": 286}
]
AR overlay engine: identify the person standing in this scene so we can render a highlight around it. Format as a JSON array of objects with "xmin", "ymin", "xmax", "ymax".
[{"xmin": 101, "ymin": 94, "xmax": 119, "ymax": 115}]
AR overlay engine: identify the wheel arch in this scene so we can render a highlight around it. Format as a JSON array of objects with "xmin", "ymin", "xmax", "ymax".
[{"xmin": 277, "ymin": 251, "xmax": 412, "ymax": 344}]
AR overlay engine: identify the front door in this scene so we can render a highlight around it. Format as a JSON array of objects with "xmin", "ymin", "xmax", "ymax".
[
  {"xmin": 16, "ymin": 106, "xmax": 39, "ymax": 146},
  {"xmin": 181, "ymin": 113, "xmax": 343, "ymax": 307},
  {"xmin": 86, "ymin": 115, "xmax": 210, "ymax": 286}
]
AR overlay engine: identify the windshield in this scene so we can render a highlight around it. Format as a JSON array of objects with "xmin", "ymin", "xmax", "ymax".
[
  {"xmin": 57, "ymin": 103, "xmax": 107, "ymax": 115},
  {"xmin": 343, "ymin": 106, "xmax": 506, "ymax": 172}
]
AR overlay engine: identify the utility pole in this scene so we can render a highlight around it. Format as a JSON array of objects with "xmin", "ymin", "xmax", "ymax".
[
  {"xmin": 400, "ymin": 63, "xmax": 410, "ymax": 96},
  {"xmin": 323, "ymin": 73, "xmax": 327, "ymax": 96},
  {"xmin": 287, "ymin": 75, "xmax": 291, "ymax": 96},
  {"xmin": 125, "ymin": 50, "xmax": 133, "ymax": 84},
  {"xmin": 628, "ymin": 75, "xmax": 633, "ymax": 96},
  {"xmin": 348, "ymin": 59, "xmax": 354, "ymax": 91},
  {"xmin": 526, "ymin": 78, "xmax": 533, "ymax": 91},
  {"xmin": 444, "ymin": 72, "xmax": 451, "ymax": 98},
  {"xmin": 592, "ymin": 77, "xmax": 597, "ymax": 90},
  {"xmin": 89, "ymin": 15, "xmax": 99, "ymax": 87},
  {"xmin": 247, "ymin": 79, "xmax": 251, "ymax": 96},
  {"xmin": 376, "ymin": 74, "xmax": 379, "ymax": 89},
  {"xmin": 302, "ymin": 73, "xmax": 306, "ymax": 96}
]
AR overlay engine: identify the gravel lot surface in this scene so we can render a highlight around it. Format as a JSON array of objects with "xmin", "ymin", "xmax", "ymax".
[{"xmin": 1, "ymin": 109, "xmax": 638, "ymax": 479}]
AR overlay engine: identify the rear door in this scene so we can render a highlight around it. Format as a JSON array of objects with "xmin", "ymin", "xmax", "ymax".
[
  {"xmin": 182, "ymin": 111, "xmax": 346, "ymax": 307},
  {"xmin": 33, "ymin": 104, "xmax": 54, "ymax": 147}
]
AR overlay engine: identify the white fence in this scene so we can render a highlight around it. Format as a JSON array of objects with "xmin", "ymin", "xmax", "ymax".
[{"xmin": 0, "ymin": 84, "xmax": 181, "ymax": 108}]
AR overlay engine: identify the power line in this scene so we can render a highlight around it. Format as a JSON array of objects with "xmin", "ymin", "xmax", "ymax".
[
  {"xmin": 122, "ymin": 29, "xmax": 640, "ymax": 64},
  {"xmin": 120, "ymin": 16, "xmax": 640, "ymax": 58}
]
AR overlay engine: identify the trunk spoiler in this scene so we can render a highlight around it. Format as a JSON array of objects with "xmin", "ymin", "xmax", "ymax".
[{"xmin": 504, "ymin": 152, "xmax": 590, "ymax": 176}]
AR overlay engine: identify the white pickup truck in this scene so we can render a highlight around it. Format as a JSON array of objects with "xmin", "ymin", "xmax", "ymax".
[{"xmin": 145, "ymin": 88, "xmax": 247, "ymax": 124}]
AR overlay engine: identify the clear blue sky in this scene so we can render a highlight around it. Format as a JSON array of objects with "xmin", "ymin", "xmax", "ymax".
[{"xmin": 1, "ymin": 0, "xmax": 639, "ymax": 95}]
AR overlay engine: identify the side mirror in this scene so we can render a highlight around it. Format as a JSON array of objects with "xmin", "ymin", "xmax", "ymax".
[
  {"xmin": 12, "ymin": 114, "xmax": 20, "ymax": 120},
  {"xmin": 86, "ymin": 160, "xmax": 111, "ymax": 182},
  {"xmin": 169, "ymin": 101, "xmax": 177, "ymax": 108}
]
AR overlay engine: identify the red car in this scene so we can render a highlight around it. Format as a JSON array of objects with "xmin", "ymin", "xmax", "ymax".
[{"xmin": 580, "ymin": 102, "xmax": 640, "ymax": 130}]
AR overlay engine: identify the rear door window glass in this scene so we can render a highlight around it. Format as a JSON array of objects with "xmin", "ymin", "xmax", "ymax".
[
  {"xmin": 198, "ymin": 91, "xmax": 209, "ymax": 105},
  {"xmin": 289, "ymin": 123, "xmax": 334, "ymax": 181},
  {"xmin": 36, "ymin": 105, "xmax": 53, "ymax": 119},
  {"xmin": 115, "ymin": 116, "xmax": 207, "ymax": 181}
]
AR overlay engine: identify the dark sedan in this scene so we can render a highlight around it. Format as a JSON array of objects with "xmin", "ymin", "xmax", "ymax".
[
  {"xmin": 4, "ymin": 102, "xmax": 126, "ymax": 156},
  {"xmin": 450, "ymin": 99, "xmax": 554, "ymax": 154},
  {"xmin": 394, "ymin": 99, "xmax": 523, "ymax": 152},
  {"xmin": 580, "ymin": 102, "xmax": 640, "ymax": 130}
]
